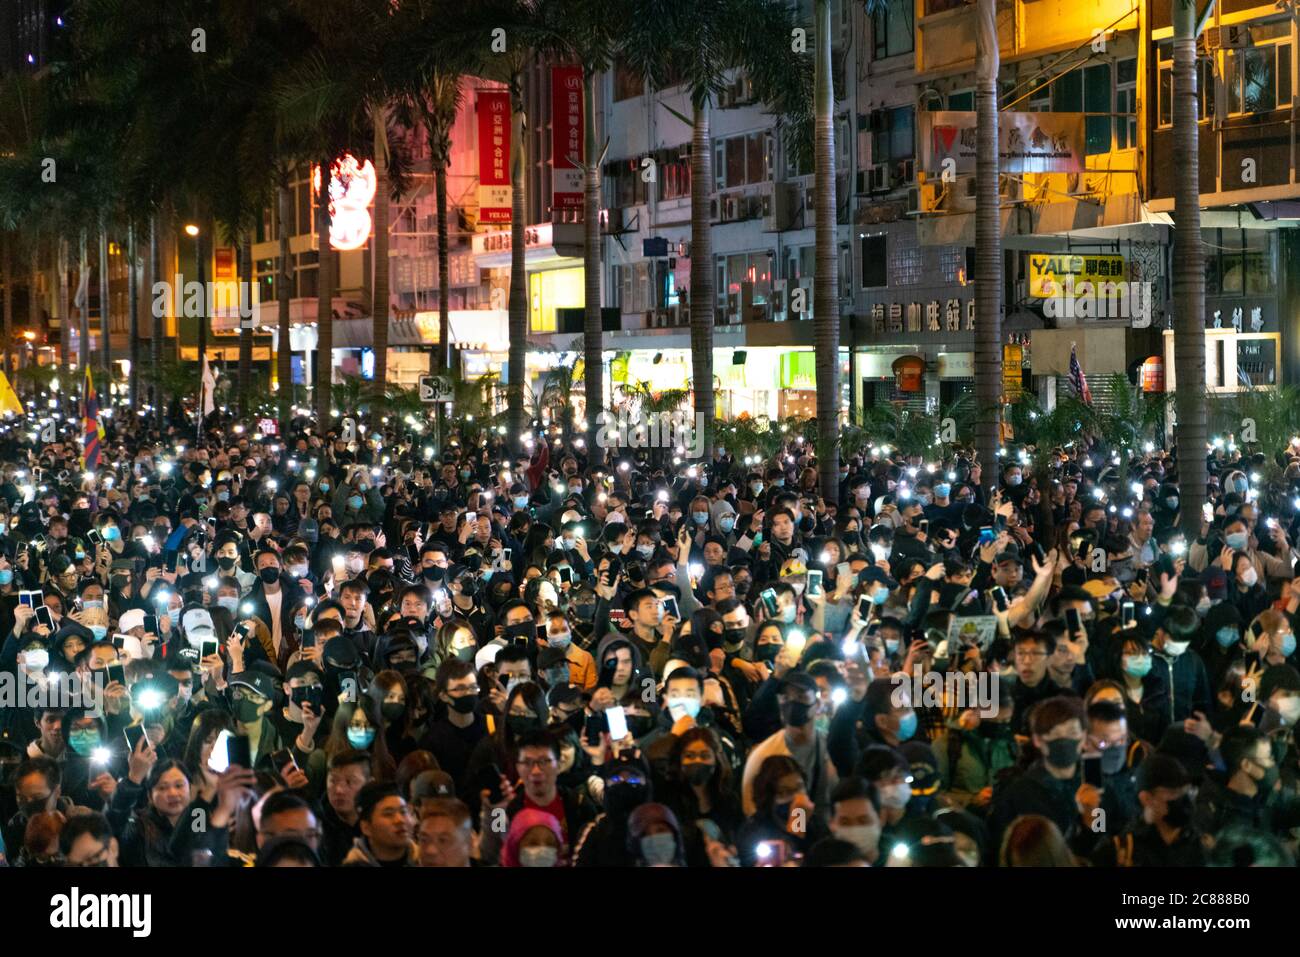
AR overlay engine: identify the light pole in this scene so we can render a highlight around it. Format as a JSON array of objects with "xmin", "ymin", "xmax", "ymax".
[{"xmin": 185, "ymin": 222, "xmax": 205, "ymax": 369}]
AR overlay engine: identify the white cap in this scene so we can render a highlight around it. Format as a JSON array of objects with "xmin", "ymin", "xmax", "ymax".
[
  {"xmin": 118, "ymin": 608, "xmax": 146, "ymax": 634},
  {"xmin": 475, "ymin": 641, "xmax": 503, "ymax": 672},
  {"xmin": 182, "ymin": 608, "xmax": 217, "ymax": 646}
]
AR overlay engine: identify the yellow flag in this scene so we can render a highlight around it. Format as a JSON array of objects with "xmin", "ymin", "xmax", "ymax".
[{"xmin": 0, "ymin": 371, "xmax": 22, "ymax": 416}]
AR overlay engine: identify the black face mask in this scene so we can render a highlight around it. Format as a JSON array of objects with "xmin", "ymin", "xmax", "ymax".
[
  {"xmin": 780, "ymin": 700, "xmax": 813, "ymax": 727},
  {"xmin": 20, "ymin": 797, "xmax": 50, "ymax": 819},
  {"xmin": 604, "ymin": 782, "xmax": 649, "ymax": 815},
  {"xmin": 423, "ymin": 566, "xmax": 445, "ymax": 583},
  {"xmin": 260, "ymin": 567, "xmax": 282, "ymax": 584},
  {"xmin": 627, "ymin": 714, "xmax": 654, "ymax": 738},
  {"xmin": 574, "ymin": 602, "xmax": 597, "ymax": 621},
  {"xmin": 756, "ymin": 643, "xmax": 782, "ymax": 663},
  {"xmin": 381, "ymin": 702, "xmax": 406, "ymax": 723},
  {"xmin": 217, "ymin": 556, "xmax": 238, "ymax": 571},
  {"xmin": 1164, "ymin": 793, "xmax": 1194, "ymax": 828},
  {"xmin": 1044, "ymin": 737, "xmax": 1081, "ymax": 769},
  {"xmin": 458, "ymin": 577, "xmax": 481, "ymax": 598},
  {"xmin": 503, "ymin": 622, "xmax": 534, "ymax": 643},
  {"xmin": 685, "ymin": 763, "xmax": 714, "ymax": 787},
  {"xmin": 507, "ymin": 715, "xmax": 541, "ymax": 737},
  {"xmin": 448, "ymin": 693, "xmax": 479, "ymax": 715}
]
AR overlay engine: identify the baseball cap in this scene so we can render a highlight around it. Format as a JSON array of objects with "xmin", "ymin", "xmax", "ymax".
[
  {"xmin": 411, "ymin": 770, "xmax": 456, "ymax": 802},
  {"xmin": 230, "ymin": 670, "xmax": 277, "ymax": 701}
]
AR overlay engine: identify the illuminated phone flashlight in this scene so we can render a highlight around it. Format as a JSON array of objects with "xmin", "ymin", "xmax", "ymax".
[
  {"xmin": 947, "ymin": 471, "xmax": 956, "ymax": 481},
  {"xmin": 266, "ymin": 479, "xmax": 278, "ymax": 491},
  {"xmin": 597, "ymin": 492, "xmax": 607, "ymax": 504},
  {"xmin": 906, "ymin": 467, "xmax": 917, "ymax": 478},
  {"xmin": 689, "ymin": 563, "xmax": 704, "ymax": 580},
  {"xmin": 756, "ymin": 843, "xmax": 773, "ymax": 861},
  {"xmin": 1212, "ymin": 437, "xmax": 1225, "ymax": 450},
  {"xmin": 481, "ymin": 491, "xmax": 493, "ymax": 501},
  {"xmin": 672, "ymin": 456, "xmax": 682, "ymax": 465},
  {"xmin": 154, "ymin": 590, "xmax": 170, "ymax": 604},
  {"xmin": 831, "ymin": 687, "xmax": 848, "ymax": 706},
  {"xmin": 1082, "ymin": 458, "xmax": 1092, "ymax": 468},
  {"xmin": 1108, "ymin": 505, "xmax": 1117, "ymax": 514},
  {"xmin": 159, "ymin": 462, "xmax": 173, "ymax": 475},
  {"xmin": 241, "ymin": 602, "xmax": 254, "ymax": 615},
  {"xmin": 1092, "ymin": 488, "xmax": 1104, "ymax": 500},
  {"xmin": 371, "ymin": 467, "xmax": 382, "ymax": 478},
  {"xmin": 842, "ymin": 637, "xmax": 860, "ymax": 657},
  {"xmin": 287, "ymin": 459, "xmax": 298, "ymax": 470},
  {"xmin": 898, "ymin": 487, "xmax": 911, "ymax": 501},
  {"xmin": 91, "ymin": 746, "xmax": 112, "ymax": 765},
  {"xmin": 785, "ymin": 630, "xmax": 807, "ymax": 653},
  {"xmin": 204, "ymin": 576, "xmax": 218, "ymax": 590},
  {"xmin": 1121, "ymin": 507, "xmax": 1133, "ymax": 518},
  {"xmin": 891, "ymin": 843, "xmax": 910, "ymax": 861},
  {"xmin": 502, "ymin": 470, "xmax": 513, "ymax": 484},
  {"xmin": 656, "ymin": 490, "xmax": 669, "ymax": 503},
  {"xmin": 1130, "ymin": 482, "xmax": 1143, "ymax": 497},
  {"xmin": 304, "ymin": 596, "xmax": 316, "ymax": 608},
  {"xmin": 305, "ymin": 468, "xmax": 316, "ymax": 480},
  {"xmin": 136, "ymin": 688, "xmax": 164, "ymax": 711},
  {"xmin": 619, "ymin": 461, "xmax": 630, "ymax": 473},
  {"xmin": 1250, "ymin": 472, "xmax": 1261, "ymax": 485}
]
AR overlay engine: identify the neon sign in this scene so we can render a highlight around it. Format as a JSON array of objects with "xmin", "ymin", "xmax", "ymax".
[{"xmin": 312, "ymin": 154, "xmax": 377, "ymax": 251}]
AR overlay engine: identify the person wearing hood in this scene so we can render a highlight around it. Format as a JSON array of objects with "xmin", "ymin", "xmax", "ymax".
[{"xmin": 573, "ymin": 751, "xmax": 654, "ymax": 866}]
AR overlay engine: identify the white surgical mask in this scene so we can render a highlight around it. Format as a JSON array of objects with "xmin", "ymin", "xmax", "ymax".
[{"xmin": 518, "ymin": 846, "xmax": 558, "ymax": 868}]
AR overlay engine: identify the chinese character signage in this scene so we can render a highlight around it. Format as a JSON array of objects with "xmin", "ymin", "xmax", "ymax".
[
  {"xmin": 1003, "ymin": 343, "xmax": 1023, "ymax": 402},
  {"xmin": 1028, "ymin": 253, "xmax": 1126, "ymax": 297},
  {"xmin": 551, "ymin": 66, "xmax": 584, "ymax": 210},
  {"xmin": 477, "ymin": 90, "xmax": 512, "ymax": 225},
  {"xmin": 921, "ymin": 111, "xmax": 1085, "ymax": 175}
]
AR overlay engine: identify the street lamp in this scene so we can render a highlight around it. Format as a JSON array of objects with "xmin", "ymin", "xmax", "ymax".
[{"xmin": 185, "ymin": 221, "xmax": 206, "ymax": 369}]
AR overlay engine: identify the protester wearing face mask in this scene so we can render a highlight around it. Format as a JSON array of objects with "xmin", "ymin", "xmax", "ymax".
[
  {"xmin": 1146, "ymin": 605, "xmax": 1212, "ymax": 730},
  {"xmin": 735, "ymin": 754, "xmax": 830, "ymax": 867},
  {"xmin": 1090, "ymin": 754, "xmax": 1205, "ymax": 866},
  {"xmin": 988, "ymin": 697, "xmax": 1088, "ymax": 850},
  {"xmin": 741, "ymin": 672, "xmax": 837, "ymax": 817}
]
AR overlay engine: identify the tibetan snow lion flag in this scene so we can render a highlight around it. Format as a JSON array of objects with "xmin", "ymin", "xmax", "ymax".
[{"xmin": 81, "ymin": 366, "xmax": 104, "ymax": 471}]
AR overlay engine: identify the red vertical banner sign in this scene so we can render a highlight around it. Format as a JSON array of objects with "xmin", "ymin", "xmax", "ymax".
[
  {"xmin": 477, "ymin": 89, "xmax": 512, "ymax": 224},
  {"xmin": 551, "ymin": 65, "xmax": 584, "ymax": 209}
]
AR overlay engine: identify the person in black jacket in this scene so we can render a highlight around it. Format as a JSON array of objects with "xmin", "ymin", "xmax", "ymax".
[
  {"xmin": 988, "ymin": 696, "xmax": 1088, "ymax": 850},
  {"xmin": 574, "ymin": 753, "xmax": 652, "ymax": 867},
  {"xmin": 1090, "ymin": 754, "xmax": 1206, "ymax": 866}
]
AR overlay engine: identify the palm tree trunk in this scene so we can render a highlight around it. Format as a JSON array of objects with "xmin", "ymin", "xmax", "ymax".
[
  {"xmin": 690, "ymin": 103, "xmax": 716, "ymax": 464},
  {"xmin": 236, "ymin": 233, "xmax": 252, "ymax": 416},
  {"xmin": 583, "ymin": 69, "xmax": 605, "ymax": 467},
  {"xmin": 372, "ymin": 103, "xmax": 391, "ymax": 392},
  {"xmin": 436, "ymin": 159, "xmax": 452, "ymax": 374},
  {"xmin": 78, "ymin": 230, "xmax": 90, "ymax": 374},
  {"xmin": 128, "ymin": 222, "xmax": 140, "ymax": 409},
  {"xmin": 150, "ymin": 214, "xmax": 163, "ymax": 428},
  {"xmin": 1172, "ymin": 0, "xmax": 1206, "ymax": 538},
  {"xmin": 315, "ymin": 155, "xmax": 335, "ymax": 427},
  {"xmin": 506, "ymin": 76, "xmax": 529, "ymax": 455},
  {"xmin": 2, "ymin": 233, "xmax": 12, "ymax": 380},
  {"xmin": 973, "ymin": 0, "xmax": 1002, "ymax": 495},
  {"xmin": 98, "ymin": 226, "xmax": 111, "ymax": 378},
  {"xmin": 277, "ymin": 179, "xmax": 294, "ymax": 425},
  {"xmin": 813, "ymin": 0, "xmax": 840, "ymax": 503},
  {"xmin": 27, "ymin": 241, "xmax": 39, "ymax": 402},
  {"xmin": 58, "ymin": 236, "xmax": 69, "ymax": 405}
]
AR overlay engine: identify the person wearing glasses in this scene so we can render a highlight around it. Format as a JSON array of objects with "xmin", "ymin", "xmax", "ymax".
[
  {"xmin": 476, "ymin": 730, "xmax": 596, "ymax": 867},
  {"xmin": 1009, "ymin": 633, "xmax": 1061, "ymax": 736},
  {"xmin": 59, "ymin": 811, "xmax": 119, "ymax": 867}
]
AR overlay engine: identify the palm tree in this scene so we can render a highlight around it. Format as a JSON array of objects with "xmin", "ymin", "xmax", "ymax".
[
  {"xmin": 812, "ymin": 0, "xmax": 838, "ymax": 501},
  {"xmin": 1172, "ymin": 0, "xmax": 1207, "ymax": 537},
  {"xmin": 622, "ymin": 0, "xmax": 812, "ymax": 466},
  {"xmin": 2, "ymin": 233, "xmax": 12, "ymax": 380},
  {"xmin": 315, "ymin": 153, "xmax": 336, "ymax": 426},
  {"xmin": 126, "ymin": 221, "xmax": 140, "ymax": 408},
  {"xmin": 973, "ymin": 0, "xmax": 1002, "ymax": 495},
  {"xmin": 371, "ymin": 102, "xmax": 392, "ymax": 390},
  {"xmin": 276, "ymin": 172, "xmax": 295, "ymax": 423}
]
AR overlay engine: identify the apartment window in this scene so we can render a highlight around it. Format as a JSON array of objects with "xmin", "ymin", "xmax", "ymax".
[
  {"xmin": 1115, "ymin": 57, "xmax": 1137, "ymax": 149},
  {"xmin": 890, "ymin": 235, "xmax": 923, "ymax": 286},
  {"xmin": 659, "ymin": 153, "xmax": 691, "ymax": 201},
  {"xmin": 839, "ymin": 243, "xmax": 852, "ymax": 300},
  {"xmin": 603, "ymin": 157, "xmax": 651, "ymax": 208},
  {"xmin": 1225, "ymin": 22, "xmax": 1291, "ymax": 116},
  {"xmin": 613, "ymin": 61, "xmax": 644, "ymax": 102},
  {"xmin": 871, "ymin": 107, "xmax": 915, "ymax": 165},
  {"xmin": 1204, "ymin": 228, "xmax": 1276, "ymax": 296},
  {"xmin": 1157, "ymin": 41, "xmax": 1216, "ymax": 128},
  {"xmin": 715, "ymin": 132, "xmax": 773, "ymax": 190},
  {"xmin": 608, "ymin": 264, "xmax": 624, "ymax": 309},
  {"xmin": 872, "ymin": 0, "xmax": 914, "ymax": 60},
  {"xmin": 948, "ymin": 90, "xmax": 974, "ymax": 112},
  {"xmin": 786, "ymin": 246, "xmax": 815, "ymax": 283},
  {"xmin": 861, "ymin": 234, "xmax": 887, "ymax": 288},
  {"xmin": 1051, "ymin": 63, "xmax": 1113, "ymax": 154}
]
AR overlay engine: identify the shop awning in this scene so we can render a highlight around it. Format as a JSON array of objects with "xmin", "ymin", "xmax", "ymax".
[{"xmin": 330, "ymin": 310, "xmax": 510, "ymax": 351}]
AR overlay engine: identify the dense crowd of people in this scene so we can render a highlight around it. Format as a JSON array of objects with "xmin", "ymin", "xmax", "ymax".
[{"xmin": 1, "ymin": 405, "xmax": 1299, "ymax": 868}]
